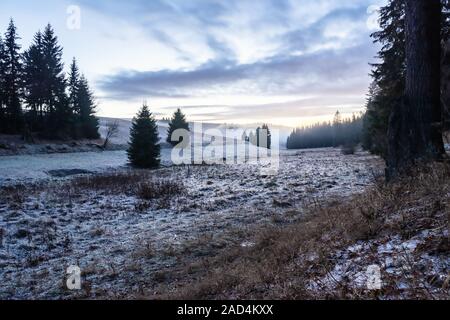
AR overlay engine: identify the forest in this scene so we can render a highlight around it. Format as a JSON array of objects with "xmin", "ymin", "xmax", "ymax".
[
  {"xmin": 288, "ymin": 0, "xmax": 450, "ymax": 165},
  {"xmin": 0, "ymin": 20, "xmax": 99, "ymax": 140},
  {"xmin": 287, "ymin": 111, "xmax": 363, "ymax": 150}
]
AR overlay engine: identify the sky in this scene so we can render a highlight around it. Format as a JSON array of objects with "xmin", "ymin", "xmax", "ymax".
[{"xmin": 0, "ymin": 0, "xmax": 386, "ymax": 127}]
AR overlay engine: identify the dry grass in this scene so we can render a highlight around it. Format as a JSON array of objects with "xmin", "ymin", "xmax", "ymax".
[
  {"xmin": 137, "ymin": 180, "xmax": 184, "ymax": 200},
  {"xmin": 71, "ymin": 170, "xmax": 152, "ymax": 195},
  {"xmin": 67, "ymin": 171, "xmax": 184, "ymax": 199},
  {"xmin": 148, "ymin": 163, "xmax": 450, "ymax": 300}
]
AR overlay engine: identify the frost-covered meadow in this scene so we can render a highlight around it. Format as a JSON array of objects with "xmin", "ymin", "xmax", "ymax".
[{"xmin": 0, "ymin": 148, "xmax": 383, "ymax": 299}]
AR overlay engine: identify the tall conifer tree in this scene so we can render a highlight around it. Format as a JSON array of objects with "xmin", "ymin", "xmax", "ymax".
[
  {"xmin": 2, "ymin": 19, "xmax": 23, "ymax": 134},
  {"xmin": 75, "ymin": 75, "xmax": 99, "ymax": 139},
  {"xmin": 23, "ymin": 31, "xmax": 45, "ymax": 130},
  {"xmin": 166, "ymin": 108, "xmax": 190, "ymax": 147},
  {"xmin": 41, "ymin": 24, "xmax": 69, "ymax": 138},
  {"xmin": 128, "ymin": 104, "xmax": 161, "ymax": 168}
]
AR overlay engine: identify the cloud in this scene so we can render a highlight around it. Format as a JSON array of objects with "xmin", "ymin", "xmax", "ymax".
[
  {"xmin": 71, "ymin": 0, "xmax": 381, "ymax": 121},
  {"xmin": 98, "ymin": 43, "xmax": 375, "ymax": 100}
]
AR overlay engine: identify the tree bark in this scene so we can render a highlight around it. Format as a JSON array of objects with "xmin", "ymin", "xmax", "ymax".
[
  {"xmin": 387, "ymin": 0, "xmax": 444, "ymax": 179},
  {"xmin": 443, "ymin": 40, "xmax": 450, "ymax": 130}
]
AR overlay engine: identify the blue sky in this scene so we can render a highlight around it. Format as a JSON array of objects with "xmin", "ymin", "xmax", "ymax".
[{"xmin": 0, "ymin": 0, "xmax": 386, "ymax": 126}]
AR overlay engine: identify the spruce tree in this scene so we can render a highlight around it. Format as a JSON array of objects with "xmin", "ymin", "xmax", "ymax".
[
  {"xmin": 364, "ymin": 0, "xmax": 406, "ymax": 157},
  {"xmin": 75, "ymin": 76, "xmax": 99, "ymax": 139},
  {"xmin": 364, "ymin": 0, "xmax": 449, "ymax": 156},
  {"xmin": 23, "ymin": 31, "xmax": 45, "ymax": 131},
  {"xmin": 2, "ymin": 19, "xmax": 23, "ymax": 134},
  {"xmin": 68, "ymin": 58, "xmax": 80, "ymax": 116},
  {"xmin": 41, "ymin": 24, "xmax": 69, "ymax": 138},
  {"xmin": 333, "ymin": 111, "xmax": 343, "ymax": 147},
  {"xmin": 166, "ymin": 108, "xmax": 190, "ymax": 147},
  {"xmin": 128, "ymin": 104, "xmax": 161, "ymax": 168},
  {"xmin": 387, "ymin": 0, "xmax": 444, "ymax": 178}
]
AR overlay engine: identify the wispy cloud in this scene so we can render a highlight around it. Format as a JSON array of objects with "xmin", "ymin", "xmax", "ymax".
[{"xmin": 2, "ymin": 0, "xmax": 384, "ymax": 124}]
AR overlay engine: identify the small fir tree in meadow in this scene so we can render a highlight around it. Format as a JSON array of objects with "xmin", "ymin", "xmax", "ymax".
[
  {"xmin": 166, "ymin": 108, "xmax": 190, "ymax": 147},
  {"xmin": 128, "ymin": 104, "xmax": 161, "ymax": 168}
]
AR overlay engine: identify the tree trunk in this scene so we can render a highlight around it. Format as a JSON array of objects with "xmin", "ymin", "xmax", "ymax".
[
  {"xmin": 387, "ymin": 0, "xmax": 444, "ymax": 179},
  {"xmin": 443, "ymin": 40, "xmax": 450, "ymax": 130}
]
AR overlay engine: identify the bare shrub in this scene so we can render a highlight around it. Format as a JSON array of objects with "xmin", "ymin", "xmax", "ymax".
[
  {"xmin": 71, "ymin": 171, "xmax": 148, "ymax": 194},
  {"xmin": 103, "ymin": 120, "xmax": 120, "ymax": 149},
  {"xmin": 137, "ymin": 180, "xmax": 184, "ymax": 200},
  {"xmin": 0, "ymin": 184, "xmax": 27, "ymax": 205},
  {"xmin": 71, "ymin": 170, "xmax": 184, "ymax": 200},
  {"xmin": 341, "ymin": 143, "xmax": 356, "ymax": 155}
]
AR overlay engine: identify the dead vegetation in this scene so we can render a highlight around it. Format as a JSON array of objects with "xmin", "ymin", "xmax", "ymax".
[
  {"xmin": 71, "ymin": 171, "xmax": 184, "ymax": 199},
  {"xmin": 137, "ymin": 180, "xmax": 184, "ymax": 200},
  {"xmin": 0, "ymin": 170, "xmax": 185, "ymax": 201},
  {"xmin": 148, "ymin": 163, "xmax": 450, "ymax": 300}
]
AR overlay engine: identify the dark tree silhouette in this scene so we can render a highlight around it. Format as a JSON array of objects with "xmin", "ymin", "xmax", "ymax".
[
  {"xmin": 2, "ymin": 19, "xmax": 23, "ymax": 134},
  {"xmin": 363, "ymin": 0, "xmax": 449, "ymax": 156},
  {"xmin": 287, "ymin": 113, "xmax": 364, "ymax": 150},
  {"xmin": 363, "ymin": 0, "xmax": 405, "ymax": 157},
  {"xmin": 128, "ymin": 104, "xmax": 161, "ymax": 168},
  {"xmin": 387, "ymin": 0, "xmax": 445, "ymax": 179},
  {"xmin": 75, "ymin": 76, "xmax": 99, "ymax": 139},
  {"xmin": 166, "ymin": 108, "xmax": 190, "ymax": 147},
  {"xmin": 41, "ymin": 24, "xmax": 70, "ymax": 138},
  {"xmin": 68, "ymin": 58, "xmax": 80, "ymax": 116},
  {"xmin": 23, "ymin": 31, "xmax": 45, "ymax": 131},
  {"xmin": 1, "ymin": 21, "xmax": 99, "ymax": 140}
]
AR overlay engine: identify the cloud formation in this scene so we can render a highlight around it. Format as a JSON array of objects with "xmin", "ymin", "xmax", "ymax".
[{"xmin": 72, "ymin": 0, "xmax": 384, "ymax": 124}]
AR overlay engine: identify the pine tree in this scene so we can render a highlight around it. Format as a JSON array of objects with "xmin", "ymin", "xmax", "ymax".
[
  {"xmin": 364, "ymin": 0, "xmax": 449, "ymax": 156},
  {"xmin": 68, "ymin": 58, "xmax": 80, "ymax": 115},
  {"xmin": 75, "ymin": 76, "xmax": 99, "ymax": 139},
  {"xmin": 2, "ymin": 19, "xmax": 23, "ymax": 134},
  {"xmin": 128, "ymin": 104, "xmax": 161, "ymax": 168},
  {"xmin": 41, "ymin": 24, "xmax": 69, "ymax": 138},
  {"xmin": 67, "ymin": 58, "xmax": 81, "ymax": 138},
  {"xmin": 363, "ymin": 0, "xmax": 406, "ymax": 157},
  {"xmin": 333, "ymin": 111, "xmax": 343, "ymax": 147},
  {"xmin": 23, "ymin": 31, "xmax": 45, "ymax": 131},
  {"xmin": 387, "ymin": 0, "xmax": 444, "ymax": 179},
  {"xmin": 166, "ymin": 108, "xmax": 190, "ymax": 147}
]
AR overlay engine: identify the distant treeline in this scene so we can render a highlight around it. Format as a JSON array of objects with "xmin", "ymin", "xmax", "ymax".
[
  {"xmin": 0, "ymin": 20, "xmax": 99, "ymax": 140},
  {"xmin": 286, "ymin": 111, "xmax": 363, "ymax": 150}
]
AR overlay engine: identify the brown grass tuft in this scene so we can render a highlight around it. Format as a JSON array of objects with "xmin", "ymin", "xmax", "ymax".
[{"xmin": 137, "ymin": 180, "xmax": 184, "ymax": 200}]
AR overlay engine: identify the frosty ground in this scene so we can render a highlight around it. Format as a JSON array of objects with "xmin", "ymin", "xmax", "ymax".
[{"xmin": 0, "ymin": 148, "xmax": 383, "ymax": 299}]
